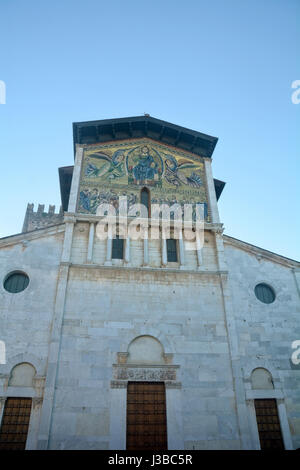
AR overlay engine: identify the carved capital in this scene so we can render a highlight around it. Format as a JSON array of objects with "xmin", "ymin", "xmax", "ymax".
[
  {"xmin": 63, "ymin": 213, "xmax": 76, "ymax": 224},
  {"xmin": 32, "ymin": 397, "xmax": 43, "ymax": 407},
  {"xmin": 33, "ymin": 376, "xmax": 46, "ymax": 388},
  {"xmin": 0, "ymin": 374, "xmax": 9, "ymax": 380},
  {"xmin": 117, "ymin": 353, "xmax": 129, "ymax": 364}
]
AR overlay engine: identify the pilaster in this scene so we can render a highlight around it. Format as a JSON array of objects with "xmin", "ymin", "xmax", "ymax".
[
  {"xmin": 214, "ymin": 229, "xmax": 253, "ymax": 449},
  {"xmin": 37, "ymin": 219, "xmax": 75, "ymax": 449},
  {"xmin": 204, "ymin": 158, "xmax": 220, "ymax": 223},
  {"xmin": 67, "ymin": 145, "xmax": 84, "ymax": 213}
]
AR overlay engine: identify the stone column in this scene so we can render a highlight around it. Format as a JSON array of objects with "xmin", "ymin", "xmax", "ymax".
[
  {"xmin": 125, "ymin": 234, "xmax": 131, "ymax": 264},
  {"xmin": 87, "ymin": 222, "xmax": 95, "ymax": 263},
  {"xmin": 143, "ymin": 228, "xmax": 149, "ymax": 267},
  {"xmin": 196, "ymin": 229, "xmax": 203, "ymax": 268},
  {"xmin": 178, "ymin": 229, "xmax": 185, "ymax": 269},
  {"xmin": 105, "ymin": 236, "xmax": 112, "ymax": 266},
  {"xmin": 161, "ymin": 227, "xmax": 167, "ymax": 267}
]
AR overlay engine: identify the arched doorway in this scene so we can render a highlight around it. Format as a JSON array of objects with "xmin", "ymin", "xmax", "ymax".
[{"xmin": 110, "ymin": 334, "xmax": 183, "ymax": 450}]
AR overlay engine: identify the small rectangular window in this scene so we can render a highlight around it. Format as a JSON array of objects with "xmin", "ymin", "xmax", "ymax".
[
  {"xmin": 112, "ymin": 235, "xmax": 124, "ymax": 259},
  {"xmin": 167, "ymin": 239, "xmax": 177, "ymax": 262}
]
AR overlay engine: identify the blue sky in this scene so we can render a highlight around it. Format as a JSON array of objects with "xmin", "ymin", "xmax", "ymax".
[{"xmin": 0, "ymin": 0, "xmax": 299, "ymax": 260}]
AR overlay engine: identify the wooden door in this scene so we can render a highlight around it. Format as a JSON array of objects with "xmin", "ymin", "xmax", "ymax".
[
  {"xmin": 254, "ymin": 399, "xmax": 284, "ymax": 449},
  {"xmin": 0, "ymin": 398, "xmax": 32, "ymax": 450},
  {"xmin": 127, "ymin": 381, "xmax": 167, "ymax": 450}
]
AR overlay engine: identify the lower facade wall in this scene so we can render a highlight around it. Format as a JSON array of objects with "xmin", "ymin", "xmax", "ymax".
[{"xmin": 47, "ymin": 266, "xmax": 241, "ymax": 450}]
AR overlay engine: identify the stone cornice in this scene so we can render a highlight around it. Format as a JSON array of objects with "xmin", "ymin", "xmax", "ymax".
[
  {"xmin": 0, "ymin": 224, "xmax": 65, "ymax": 248},
  {"xmin": 223, "ymin": 234, "xmax": 300, "ymax": 268},
  {"xmin": 113, "ymin": 364, "xmax": 180, "ymax": 369},
  {"xmin": 65, "ymin": 262, "xmax": 228, "ymax": 277},
  {"xmin": 62, "ymin": 212, "xmax": 223, "ymax": 231}
]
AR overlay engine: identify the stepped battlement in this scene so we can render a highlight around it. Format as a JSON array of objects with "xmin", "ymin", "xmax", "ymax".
[{"xmin": 22, "ymin": 203, "xmax": 64, "ymax": 233}]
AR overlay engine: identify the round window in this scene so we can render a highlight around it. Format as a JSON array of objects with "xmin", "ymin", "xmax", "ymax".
[
  {"xmin": 254, "ymin": 283, "xmax": 275, "ymax": 304},
  {"xmin": 3, "ymin": 272, "xmax": 29, "ymax": 293}
]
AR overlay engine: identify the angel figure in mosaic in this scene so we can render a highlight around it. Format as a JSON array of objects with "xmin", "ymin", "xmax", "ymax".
[
  {"xmin": 164, "ymin": 154, "xmax": 202, "ymax": 187},
  {"xmin": 85, "ymin": 149, "xmax": 126, "ymax": 180}
]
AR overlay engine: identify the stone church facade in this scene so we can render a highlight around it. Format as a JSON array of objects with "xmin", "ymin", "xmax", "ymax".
[{"xmin": 0, "ymin": 116, "xmax": 299, "ymax": 450}]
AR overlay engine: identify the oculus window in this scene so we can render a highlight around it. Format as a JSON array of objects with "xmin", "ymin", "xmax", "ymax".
[
  {"xmin": 255, "ymin": 283, "xmax": 275, "ymax": 304},
  {"xmin": 4, "ymin": 272, "xmax": 29, "ymax": 294}
]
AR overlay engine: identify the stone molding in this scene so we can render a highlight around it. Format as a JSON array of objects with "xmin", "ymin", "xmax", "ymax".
[
  {"xmin": 68, "ymin": 263, "xmax": 228, "ymax": 276},
  {"xmin": 245, "ymin": 389, "xmax": 284, "ymax": 400},
  {"xmin": 0, "ymin": 224, "xmax": 65, "ymax": 248},
  {"xmin": 116, "ymin": 353, "xmax": 174, "ymax": 365},
  {"xmin": 223, "ymin": 235, "xmax": 300, "ymax": 268}
]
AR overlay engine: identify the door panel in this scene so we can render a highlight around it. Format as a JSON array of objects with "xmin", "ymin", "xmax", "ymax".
[
  {"xmin": 127, "ymin": 382, "xmax": 167, "ymax": 450},
  {"xmin": 254, "ymin": 399, "xmax": 284, "ymax": 449},
  {"xmin": 0, "ymin": 398, "xmax": 32, "ymax": 450}
]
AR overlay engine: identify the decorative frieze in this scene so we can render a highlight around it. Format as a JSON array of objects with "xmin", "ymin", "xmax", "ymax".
[{"xmin": 112, "ymin": 365, "xmax": 178, "ymax": 383}]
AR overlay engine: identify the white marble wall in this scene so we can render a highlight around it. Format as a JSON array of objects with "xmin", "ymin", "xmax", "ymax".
[
  {"xmin": 0, "ymin": 216, "xmax": 299, "ymax": 450},
  {"xmin": 224, "ymin": 239, "xmax": 300, "ymax": 449}
]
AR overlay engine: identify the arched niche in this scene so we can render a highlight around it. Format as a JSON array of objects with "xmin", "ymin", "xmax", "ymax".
[
  {"xmin": 127, "ymin": 335, "xmax": 165, "ymax": 365},
  {"xmin": 251, "ymin": 367, "xmax": 274, "ymax": 390},
  {"xmin": 9, "ymin": 362, "xmax": 36, "ymax": 387}
]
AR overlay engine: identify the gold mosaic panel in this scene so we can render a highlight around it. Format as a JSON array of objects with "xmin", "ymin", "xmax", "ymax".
[{"xmin": 77, "ymin": 139, "xmax": 209, "ymax": 220}]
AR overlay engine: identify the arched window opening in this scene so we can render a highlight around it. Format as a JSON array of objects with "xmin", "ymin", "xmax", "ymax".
[
  {"xmin": 8, "ymin": 362, "xmax": 36, "ymax": 387},
  {"xmin": 251, "ymin": 367, "xmax": 274, "ymax": 390},
  {"xmin": 141, "ymin": 187, "xmax": 150, "ymax": 217},
  {"xmin": 127, "ymin": 335, "xmax": 165, "ymax": 365}
]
